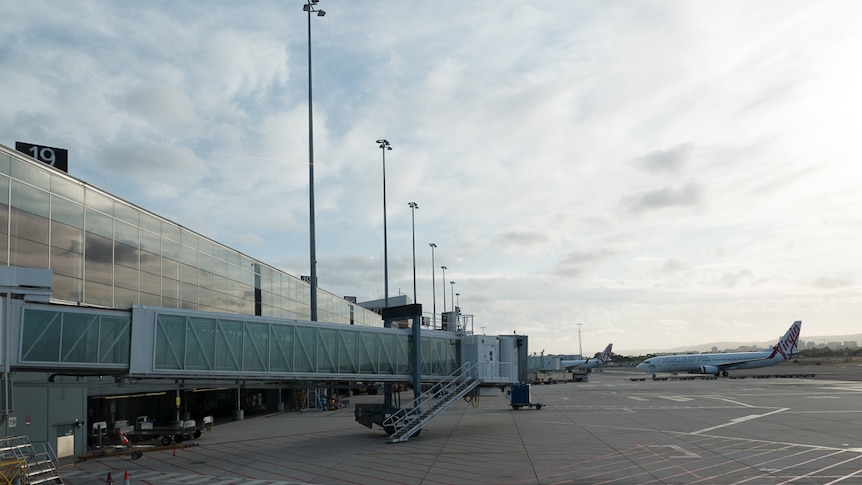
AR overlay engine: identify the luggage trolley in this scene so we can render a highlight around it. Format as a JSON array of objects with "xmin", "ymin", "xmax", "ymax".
[{"xmin": 507, "ymin": 384, "xmax": 544, "ymax": 410}]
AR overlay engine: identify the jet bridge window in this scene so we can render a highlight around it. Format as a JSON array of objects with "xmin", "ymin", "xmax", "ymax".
[{"xmin": 20, "ymin": 308, "xmax": 131, "ymax": 365}]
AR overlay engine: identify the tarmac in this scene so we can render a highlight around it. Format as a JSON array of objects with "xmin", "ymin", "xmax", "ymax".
[{"xmin": 58, "ymin": 363, "xmax": 862, "ymax": 484}]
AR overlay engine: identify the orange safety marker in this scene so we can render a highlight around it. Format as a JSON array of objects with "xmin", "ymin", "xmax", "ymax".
[{"xmin": 123, "ymin": 469, "xmax": 130, "ymax": 485}]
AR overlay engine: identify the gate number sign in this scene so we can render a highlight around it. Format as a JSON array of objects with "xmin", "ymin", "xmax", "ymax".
[{"xmin": 15, "ymin": 141, "xmax": 69, "ymax": 172}]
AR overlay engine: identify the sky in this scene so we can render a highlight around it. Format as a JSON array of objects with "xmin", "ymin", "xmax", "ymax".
[{"xmin": 2, "ymin": 1, "xmax": 861, "ymax": 355}]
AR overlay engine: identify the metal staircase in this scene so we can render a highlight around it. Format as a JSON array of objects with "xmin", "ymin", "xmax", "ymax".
[
  {"xmin": 384, "ymin": 362, "xmax": 481, "ymax": 443},
  {"xmin": 0, "ymin": 435, "xmax": 63, "ymax": 484}
]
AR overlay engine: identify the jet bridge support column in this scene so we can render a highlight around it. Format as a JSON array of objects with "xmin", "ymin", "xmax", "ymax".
[
  {"xmin": 233, "ymin": 386, "xmax": 244, "ymax": 421},
  {"xmin": 412, "ymin": 313, "xmax": 421, "ymax": 404},
  {"xmin": 381, "ymin": 303, "xmax": 423, "ymax": 406}
]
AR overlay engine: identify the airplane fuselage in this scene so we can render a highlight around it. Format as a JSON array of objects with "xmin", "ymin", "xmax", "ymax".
[
  {"xmin": 635, "ymin": 321, "xmax": 801, "ymax": 376},
  {"xmin": 636, "ymin": 350, "xmax": 780, "ymax": 374}
]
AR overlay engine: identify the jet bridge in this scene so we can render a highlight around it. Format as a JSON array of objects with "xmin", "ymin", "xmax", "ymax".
[
  {"xmin": 4, "ymin": 296, "xmax": 527, "ymax": 388},
  {"xmin": 7, "ymin": 302, "xmax": 464, "ymax": 382}
]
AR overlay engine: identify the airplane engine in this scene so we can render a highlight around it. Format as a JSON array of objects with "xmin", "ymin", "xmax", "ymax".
[{"xmin": 697, "ymin": 365, "xmax": 719, "ymax": 375}]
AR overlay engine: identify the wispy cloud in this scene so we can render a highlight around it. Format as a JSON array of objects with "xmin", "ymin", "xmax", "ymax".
[{"xmin": 621, "ymin": 183, "xmax": 702, "ymax": 214}]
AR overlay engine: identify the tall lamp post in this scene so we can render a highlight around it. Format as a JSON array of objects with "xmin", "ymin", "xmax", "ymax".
[
  {"xmin": 429, "ymin": 243, "xmax": 437, "ymax": 328},
  {"xmin": 441, "ymin": 265, "xmax": 447, "ymax": 313},
  {"xmin": 408, "ymin": 202, "xmax": 419, "ymax": 303},
  {"xmin": 377, "ymin": 139, "xmax": 392, "ymax": 308},
  {"xmin": 407, "ymin": 205, "xmax": 422, "ymax": 405},
  {"xmin": 450, "ymin": 281, "xmax": 455, "ymax": 313},
  {"xmin": 576, "ymin": 322, "xmax": 583, "ymax": 357},
  {"xmin": 456, "ymin": 292, "xmax": 460, "ymax": 308},
  {"xmin": 303, "ymin": 0, "xmax": 325, "ymax": 321}
]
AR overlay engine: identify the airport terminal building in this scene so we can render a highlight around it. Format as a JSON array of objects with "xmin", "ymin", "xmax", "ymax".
[
  {"xmin": 0, "ymin": 142, "xmax": 515, "ymax": 461},
  {"xmin": 0, "ymin": 143, "xmax": 380, "ymax": 325}
]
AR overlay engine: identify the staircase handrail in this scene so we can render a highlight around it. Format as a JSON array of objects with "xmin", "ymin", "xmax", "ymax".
[
  {"xmin": 26, "ymin": 440, "xmax": 61, "ymax": 483},
  {"xmin": 387, "ymin": 376, "xmax": 481, "ymax": 443},
  {"xmin": 383, "ymin": 361, "xmax": 479, "ymax": 427}
]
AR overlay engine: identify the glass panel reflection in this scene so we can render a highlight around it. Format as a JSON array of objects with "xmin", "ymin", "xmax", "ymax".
[
  {"xmin": 270, "ymin": 325, "xmax": 294, "ymax": 372},
  {"xmin": 243, "ymin": 322, "xmax": 268, "ymax": 371},
  {"xmin": 294, "ymin": 326, "xmax": 315, "ymax": 372},
  {"xmin": 21, "ymin": 309, "xmax": 61, "ymax": 362},
  {"xmin": 155, "ymin": 314, "xmax": 186, "ymax": 369},
  {"xmin": 317, "ymin": 328, "xmax": 337, "ymax": 373},
  {"xmin": 187, "ymin": 317, "xmax": 216, "ymax": 371},
  {"xmin": 100, "ymin": 315, "xmax": 131, "ymax": 364},
  {"xmin": 50, "ymin": 245, "xmax": 83, "ymax": 279},
  {"xmin": 215, "ymin": 319, "xmax": 242, "ymax": 371},
  {"xmin": 61, "ymin": 313, "xmax": 99, "ymax": 363}
]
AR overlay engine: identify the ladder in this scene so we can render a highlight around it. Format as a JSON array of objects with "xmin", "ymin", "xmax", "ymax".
[
  {"xmin": 384, "ymin": 362, "xmax": 481, "ymax": 443},
  {"xmin": 302, "ymin": 388, "xmax": 325, "ymax": 412},
  {"xmin": 0, "ymin": 435, "xmax": 63, "ymax": 484}
]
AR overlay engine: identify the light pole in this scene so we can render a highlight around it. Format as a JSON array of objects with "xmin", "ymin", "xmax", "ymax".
[
  {"xmin": 303, "ymin": 0, "xmax": 325, "ymax": 321},
  {"xmin": 576, "ymin": 322, "xmax": 583, "ymax": 357},
  {"xmin": 429, "ymin": 243, "xmax": 437, "ymax": 328},
  {"xmin": 377, "ymin": 139, "xmax": 392, "ymax": 308},
  {"xmin": 441, "ymin": 265, "xmax": 447, "ymax": 313},
  {"xmin": 450, "ymin": 281, "xmax": 455, "ymax": 313},
  {"xmin": 456, "ymin": 292, "xmax": 460, "ymax": 308},
  {"xmin": 408, "ymin": 202, "xmax": 419, "ymax": 303}
]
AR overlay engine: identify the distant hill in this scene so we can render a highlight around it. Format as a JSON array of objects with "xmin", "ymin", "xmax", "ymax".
[{"xmin": 661, "ymin": 333, "xmax": 862, "ymax": 354}]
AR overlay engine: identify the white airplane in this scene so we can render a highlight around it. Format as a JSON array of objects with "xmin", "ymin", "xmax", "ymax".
[
  {"xmin": 636, "ymin": 321, "xmax": 801, "ymax": 377},
  {"xmin": 561, "ymin": 343, "xmax": 613, "ymax": 370}
]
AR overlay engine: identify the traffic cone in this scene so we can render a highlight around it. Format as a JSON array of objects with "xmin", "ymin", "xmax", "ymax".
[
  {"xmin": 106, "ymin": 471, "xmax": 113, "ymax": 484},
  {"xmin": 123, "ymin": 470, "xmax": 130, "ymax": 485}
]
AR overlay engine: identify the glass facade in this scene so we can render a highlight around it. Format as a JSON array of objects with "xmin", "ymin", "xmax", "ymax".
[{"xmin": 0, "ymin": 144, "xmax": 381, "ymax": 326}]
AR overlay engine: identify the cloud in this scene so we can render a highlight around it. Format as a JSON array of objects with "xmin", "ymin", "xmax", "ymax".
[
  {"xmin": 621, "ymin": 182, "xmax": 702, "ymax": 214},
  {"xmin": 495, "ymin": 230, "xmax": 551, "ymax": 255},
  {"xmin": 653, "ymin": 319, "xmax": 690, "ymax": 332},
  {"xmin": 720, "ymin": 270, "xmax": 755, "ymax": 288},
  {"xmin": 550, "ymin": 249, "xmax": 616, "ymax": 279},
  {"xmin": 660, "ymin": 259, "xmax": 690, "ymax": 274},
  {"xmin": 96, "ymin": 143, "xmax": 206, "ymax": 182},
  {"xmin": 116, "ymin": 85, "xmax": 196, "ymax": 127},
  {"xmin": 635, "ymin": 143, "xmax": 694, "ymax": 174},
  {"xmin": 812, "ymin": 274, "xmax": 854, "ymax": 289}
]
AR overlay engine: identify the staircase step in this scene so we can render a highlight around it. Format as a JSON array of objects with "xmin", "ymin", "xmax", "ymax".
[{"xmin": 27, "ymin": 475, "xmax": 63, "ymax": 485}]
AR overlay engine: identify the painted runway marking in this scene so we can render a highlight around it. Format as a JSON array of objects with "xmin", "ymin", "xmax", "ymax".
[
  {"xmin": 691, "ymin": 407, "xmax": 789, "ymax": 435},
  {"xmin": 627, "ymin": 396, "xmax": 649, "ymax": 401},
  {"xmin": 650, "ymin": 444, "xmax": 702, "ymax": 459},
  {"xmin": 660, "ymin": 395, "xmax": 694, "ymax": 402},
  {"xmin": 775, "ymin": 451, "xmax": 862, "ymax": 484},
  {"xmin": 705, "ymin": 395, "xmax": 757, "ymax": 408}
]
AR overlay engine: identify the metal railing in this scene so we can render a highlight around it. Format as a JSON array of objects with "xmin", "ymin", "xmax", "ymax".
[
  {"xmin": 383, "ymin": 362, "xmax": 481, "ymax": 443},
  {"xmin": 0, "ymin": 435, "xmax": 62, "ymax": 484}
]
